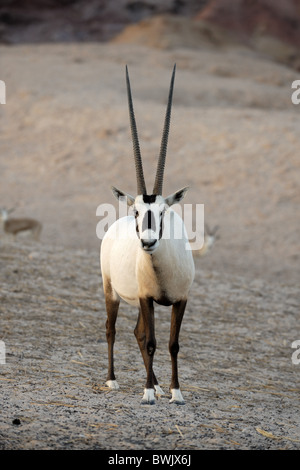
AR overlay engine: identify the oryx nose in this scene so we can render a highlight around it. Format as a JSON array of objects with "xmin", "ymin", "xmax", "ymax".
[{"xmin": 141, "ymin": 239, "xmax": 156, "ymax": 249}]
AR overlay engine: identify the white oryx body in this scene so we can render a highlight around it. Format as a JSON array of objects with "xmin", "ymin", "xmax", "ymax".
[
  {"xmin": 100, "ymin": 65, "xmax": 195, "ymax": 404},
  {"xmin": 101, "ymin": 207, "xmax": 194, "ymax": 309}
]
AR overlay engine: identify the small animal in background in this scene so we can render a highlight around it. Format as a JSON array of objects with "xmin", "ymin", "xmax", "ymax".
[
  {"xmin": 100, "ymin": 65, "xmax": 195, "ymax": 405},
  {"xmin": 0, "ymin": 207, "xmax": 42, "ymax": 241},
  {"xmin": 195, "ymin": 224, "xmax": 219, "ymax": 257}
]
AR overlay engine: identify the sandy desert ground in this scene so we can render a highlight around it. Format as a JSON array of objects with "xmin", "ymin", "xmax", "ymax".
[{"xmin": 0, "ymin": 38, "xmax": 299, "ymax": 450}]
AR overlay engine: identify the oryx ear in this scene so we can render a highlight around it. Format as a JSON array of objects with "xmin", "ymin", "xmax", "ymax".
[
  {"xmin": 111, "ymin": 186, "xmax": 135, "ymax": 206},
  {"xmin": 165, "ymin": 186, "xmax": 189, "ymax": 207}
]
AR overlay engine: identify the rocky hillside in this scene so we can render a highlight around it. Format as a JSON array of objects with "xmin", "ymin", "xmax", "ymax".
[
  {"xmin": 1, "ymin": 0, "xmax": 300, "ymax": 69},
  {"xmin": 0, "ymin": 0, "xmax": 207, "ymax": 43}
]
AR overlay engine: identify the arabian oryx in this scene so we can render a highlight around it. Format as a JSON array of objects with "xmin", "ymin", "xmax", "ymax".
[{"xmin": 100, "ymin": 65, "xmax": 195, "ymax": 404}]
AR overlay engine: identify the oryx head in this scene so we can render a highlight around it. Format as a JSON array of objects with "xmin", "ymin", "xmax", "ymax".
[{"xmin": 112, "ymin": 65, "xmax": 189, "ymax": 254}]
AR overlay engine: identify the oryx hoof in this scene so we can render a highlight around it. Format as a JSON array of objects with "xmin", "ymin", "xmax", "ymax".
[
  {"xmin": 141, "ymin": 388, "xmax": 156, "ymax": 405},
  {"xmin": 106, "ymin": 379, "xmax": 120, "ymax": 389},
  {"xmin": 169, "ymin": 388, "xmax": 185, "ymax": 405},
  {"xmin": 154, "ymin": 384, "xmax": 165, "ymax": 397}
]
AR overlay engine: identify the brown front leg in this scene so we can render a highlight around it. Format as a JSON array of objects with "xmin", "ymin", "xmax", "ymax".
[
  {"xmin": 169, "ymin": 299, "xmax": 187, "ymax": 404},
  {"xmin": 139, "ymin": 297, "xmax": 156, "ymax": 404},
  {"xmin": 134, "ymin": 308, "xmax": 159, "ymax": 387}
]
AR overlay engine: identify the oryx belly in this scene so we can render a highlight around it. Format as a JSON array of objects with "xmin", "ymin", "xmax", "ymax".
[{"xmin": 146, "ymin": 237, "xmax": 195, "ymax": 305}]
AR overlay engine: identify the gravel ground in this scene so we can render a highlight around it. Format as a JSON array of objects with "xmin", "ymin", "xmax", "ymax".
[{"xmin": 0, "ymin": 240, "xmax": 299, "ymax": 450}]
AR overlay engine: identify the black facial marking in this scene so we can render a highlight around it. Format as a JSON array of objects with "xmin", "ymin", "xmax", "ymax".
[
  {"xmin": 142, "ymin": 210, "xmax": 156, "ymax": 232},
  {"xmin": 142, "ymin": 194, "xmax": 157, "ymax": 204},
  {"xmin": 135, "ymin": 220, "xmax": 140, "ymax": 237},
  {"xmin": 159, "ymin": 216, "xmax": 164, "ymax": 240}
]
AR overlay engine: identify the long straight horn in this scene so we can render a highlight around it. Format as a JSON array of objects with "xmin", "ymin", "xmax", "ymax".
[
  {"xmin": 126, "ymin": 65, "xmax": 147, "ymax": 195},
  {"xmin": 153, "ymin": 64, "xmax": 176, "ymax": 196}
]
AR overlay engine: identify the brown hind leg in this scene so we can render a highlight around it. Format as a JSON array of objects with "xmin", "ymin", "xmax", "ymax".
[
  {"xmin": 169, "ymin": 299, "xmax": 187, "ymax": 404},
  {"xmin": 104, "ymin": 279, "xmax": 120, "ymax": 389}
]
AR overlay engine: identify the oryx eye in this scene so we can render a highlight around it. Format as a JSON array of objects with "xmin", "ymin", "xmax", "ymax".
[{"xmin": 134, "ymin": 210, "xmax": 139, "ymax": 217}]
